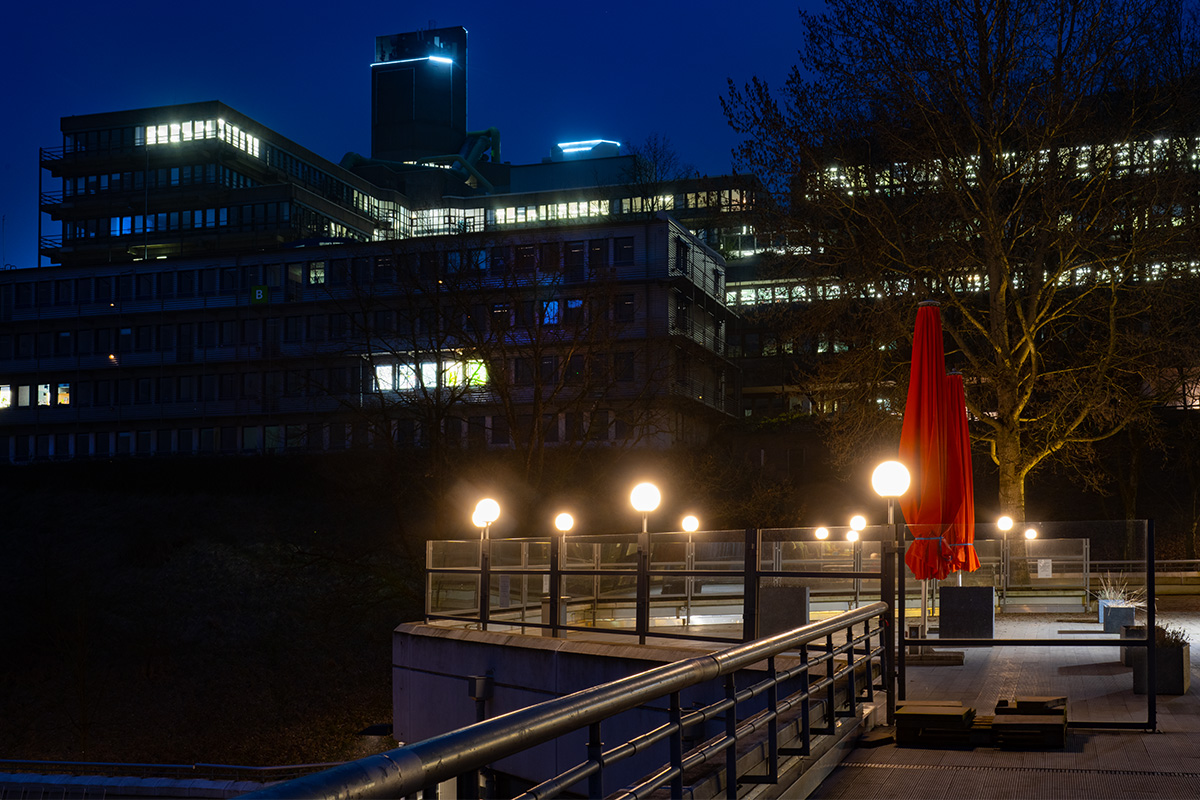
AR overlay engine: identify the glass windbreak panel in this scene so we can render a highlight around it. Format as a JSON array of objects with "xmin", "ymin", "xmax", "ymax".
[
  {"xmin": 427, "ymin": 540, "xmax": 481, "ymax": 570},
  {"xmin": 557, "ymin": 573, "xmax": 639, "ymax": 630},
  {"xmin": 562, "ymin": 575, "xmax": 601, "ymax": 608},
  {"xmin": 490, "ymin": 538, "xmax": 550, "ymax": 568},
  {"xmin": 649, "ymin": 532, "xmax": 688, "ymax": 571},
  {"xmin": 647, "ymin": 530, "xmax": 745, "ymax": 571},
  {"xmin": 428, "ymin": 573, "xmax": 479, "ymax": 616},
  {"xmin": 692, "ymin": 533, "xmax": 746, "ymax": 572},
  {"xmin": 762, "ymin": 575, "xmax": 870, "ymax": 616},
  {"xmin": 674, "ymin": 574, "xmax": 744, "ymax": 623},
  {"xmin": 564, "ymin": 535, "xmax": 639, "ymax": 571},
  {"xmin": 488, "ymin": 574, "xmax": 546, "ymax": 614}
]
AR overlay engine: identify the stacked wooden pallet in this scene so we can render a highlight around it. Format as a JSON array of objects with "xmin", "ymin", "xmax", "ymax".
[
  {"xmin": 991, "ymin": 696, "xmax": 1067, "ymax": 749},
  {"xmin": 894, "ymin": 696, "xmax": 1067, "ymax": 749}
]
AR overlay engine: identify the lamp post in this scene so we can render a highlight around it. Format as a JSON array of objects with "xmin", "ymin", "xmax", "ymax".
[
  {"xmin": 631, "ymin": 483, "xmax": 661, "ymax": 533},
  {"xmin": 871, "ymin": 459, "xmax": 911, "ymax": 719},
  {"xmin": 472, "ymin": 498, "xmax": 500, "ymax": 632},
  {"xmin": 681, "ymin": 515, "xmax": 699, "ymax": 627},
  {"xmin": 630, "ymin": 482, "xmax": 660, "ymax": 644},
  {"xmin": 548, "ymin": 512, "xmax": 573, "ymax": 637},
  {"xmin": 472, "ymin": 498, "xmax": 500, "ymax": 540},
  {"xmin": 997, "ymin": 515, "xmax": 1013, "ymax": 606}
]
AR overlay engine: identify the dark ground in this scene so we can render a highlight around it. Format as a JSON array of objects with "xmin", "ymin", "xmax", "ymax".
[{"xmin": 0, "ymin": 427, "xmax": 1179, "ymax": 767}]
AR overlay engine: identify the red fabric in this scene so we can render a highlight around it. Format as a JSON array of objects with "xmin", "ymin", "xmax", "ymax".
[
  {"xmin": 944, "ymin": 373, "xmax": 979, "ymax": 573},
  {"xmin": 898, "ymin": 304, "xmax": 955, "ymax": 580}
]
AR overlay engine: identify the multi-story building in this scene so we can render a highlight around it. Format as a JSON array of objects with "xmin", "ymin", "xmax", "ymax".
[{"xmin": 0, "ymin": 27, "xmax": 752, "ymax": 463}]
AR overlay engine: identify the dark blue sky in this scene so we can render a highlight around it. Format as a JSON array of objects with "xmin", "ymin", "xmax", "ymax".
[{"xmin": 0, "ymin": 0, "xmax": 818, "ymax": 269}]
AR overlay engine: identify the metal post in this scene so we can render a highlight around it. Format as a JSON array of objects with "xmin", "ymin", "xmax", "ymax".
[
  {"xmin": 853, "ymin": 539, "xmax": 862, "ymax": 609},
  {"xmin": 587, "ymin": 722, "xmax": 604, "ymax": 799},
  {"xmin": 764, "ymin": 657, "xmax": 780, "ymax": 783},
  {"xmin": 670, "ymin": 692, "xmax": 684, "ymax": 798},
  {"xmin": 881, "ymin": 539, "xmax": 896, "ymax": 725},
  {"xmin": 724, "ymin": 674, "xmax": 737, "ymax": 800},
  {"xmin": 637, "ymin": 521, "xmax": 650, "ymax": 645},
  {"xmin": 685, "ymin": 534, "xmax": 695, "ymax": 627},
  {"xmin": 480, "ymin": 534, "xmax": 491, "ymax": 633},
  {"xmin": 743, "ymin": 528, "xmax": 760, "ymax": 642},
  {"xmin": 550, "ymin": 532, "xmax": 562, "ymax": 637},
  {"xmin": 897, "ymin": 519, "xmax": 907, "ymax": 702},
  {"xmin": 1147, "ymin": 520, "xmax": 1157, "ymax": 731}
]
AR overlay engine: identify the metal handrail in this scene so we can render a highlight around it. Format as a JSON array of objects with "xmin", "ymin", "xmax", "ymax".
[{"xmin": 238, "ymin": 602, "xmax": 887, "ymax": 800}]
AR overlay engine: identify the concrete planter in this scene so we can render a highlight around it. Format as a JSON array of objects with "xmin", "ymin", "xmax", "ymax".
[
  {"xmin": 938, "ymin": 586, "xmax": 995, "ymax": 639},
  {"xmin": 1102, "ymin": 604, "xmax": 1136, "ymax": 633},
  {"xmin": 1120, "ymin": 625, "xmax": 1146, "ymax": 667},
  {"xmin": 1132, "ymin": 644, "xmax": 1191, "ymax": 695}
]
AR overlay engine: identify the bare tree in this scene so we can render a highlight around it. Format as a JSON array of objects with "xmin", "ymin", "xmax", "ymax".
[
  {"xmin": 318, "ymin": 232, "xmax": 676, "ymax": 517},
  {"xmin": 724, "ymin": 0, "xmax": 1200, "ymax": 519},
  {"xmin": 622, "ymin": 134, "xmax": 696, "ymax": 214}
]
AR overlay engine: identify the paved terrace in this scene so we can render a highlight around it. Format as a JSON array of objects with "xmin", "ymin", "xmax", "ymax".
[{"xmin": 811, "ymin": 595, "xmax": 1200, "ymax": 799}]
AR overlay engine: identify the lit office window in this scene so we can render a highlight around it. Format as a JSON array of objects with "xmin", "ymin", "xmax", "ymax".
[
  {"xmin": 38, "ymin": 384, "xmax": 51, "ymax": 406},
  {"xmin": 375, "ymin": 364, "xmax": 395, "ymax": 392},
  {"xmin": 57, "ymin": 384, "xmax": 70, "ymax": 405},
  {"xmin": 0, "ymin": 385, "xmax": 10, "ymax": 409}
]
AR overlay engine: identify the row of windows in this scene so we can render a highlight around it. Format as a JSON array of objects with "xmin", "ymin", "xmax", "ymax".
[
  {"xmin": 63, "ymin": 164, "xmax": 257, "ymax": 197},
  {"xmin": 1, "ymin": 367, "xmax": 360, "ymax": 409},
  {"xmin": 486, "ymin": 190, "xmax": 752, "ymax": 228},
  {"xmin": 1, "ymin": 292, "xmax": 639, "ymax": 361},
  {"xmin": 0, "ymin": 409, "xmax": 640, "ymax": 463},
  {"xmin": 64, "ymin": 201, "xmax": 293, "ymax": 241},
  {"xmin": 17, "ymin": 237, "xmax": 641, "ymax": 309},
  {"xmin": 371, "ymin": 351, "xmax": 637, "ymax": 392},
  {"xmin": 823, "ymin": 137, "xmax": 1200, "ymax": 197}
]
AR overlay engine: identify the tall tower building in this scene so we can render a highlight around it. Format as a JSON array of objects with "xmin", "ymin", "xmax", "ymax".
[{"xmin": 371, "ymin": 26, "xmax": 467, "ymax": 162}]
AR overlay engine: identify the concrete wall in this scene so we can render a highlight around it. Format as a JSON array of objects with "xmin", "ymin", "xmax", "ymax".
[{"xmin": 393, "ymin": 623, "xmax": 744, "ymax": 792}]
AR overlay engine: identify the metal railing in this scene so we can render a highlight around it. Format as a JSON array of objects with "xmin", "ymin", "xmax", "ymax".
[
  {"xmin": 427, "ymin": 528, "xmax": 889, "ymax": 645},
  {"xmin": 239, "ymin": 602, "xmax": 888, "ymax": 800}
]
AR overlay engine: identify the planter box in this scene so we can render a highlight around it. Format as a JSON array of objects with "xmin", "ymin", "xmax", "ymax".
[
  {"xmin": 939, "ymin": 586, "xmax": 994, "ymax": 639},
  {"xmin": 1120, "ymin": 625, "xmax": 1146, "ymax": 667},
  {"xmin": 758, "ymin": 585, "xmax": 810, "ymax": 637},
  {"xmin": 1132, "ymin": 644, "xmax": 1191, "ymax": 695},
  {"xmin": 1102, "ymin": 604, "xmax": 1136, "ymax": 633}
]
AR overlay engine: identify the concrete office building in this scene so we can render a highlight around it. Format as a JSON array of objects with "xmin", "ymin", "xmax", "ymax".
[{"xmin": 0, "ymin": 27, "xmax": 755, "ymax": 463}]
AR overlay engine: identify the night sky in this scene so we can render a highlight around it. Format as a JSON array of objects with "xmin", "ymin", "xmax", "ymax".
[{"xmin": 0, "ymin": 0, "xmax": 818, "ymax": 270}]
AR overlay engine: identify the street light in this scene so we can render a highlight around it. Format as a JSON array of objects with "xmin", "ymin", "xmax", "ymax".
[
  {"xmin": 554, "ymin": 512, "xmax": 574, "ymax": 533},
  {"xmin": 630, "ymin": 482, "xmax": 661, "ymax": 534},
  {"xmin": 872, "ymin": 460, "xmax": 911, "ymax": 525},
  {"xmin": 681, "ymin": 514, "xmax": 699, "ymax": 533},
  {"xmin": 815, "ymin": 526, "xmax": 830, "ymax": 540},
  {"xmin": 630, "ymin": 482, "xmax": 660, "ymax": 645},
  {"xmin": 847, "ymin": 515, "xmax": 865, "ymax": 542},
  {"xmin": 1024, "ymin": 527, "xmax": 1038, "ymax": 540},
  {"xmin": 997, "ymin": 515, "xmax": 1014, "ymax": 606},
  {"xmin": 472, "ymin": 498, "xmax": 500, "ymax": 540},
  {"xmin": 872, "ymin": 459, "xmax": 910, "ymax": 723}
]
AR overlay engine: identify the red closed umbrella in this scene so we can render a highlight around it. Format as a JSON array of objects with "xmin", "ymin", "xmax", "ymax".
[
  {"xmin": 944, "ymin": 372, "xmax": 979, "ymax": 573},
  {"xmin": 898, "ymin": 302, "xmax": 956, "ymax": 581}
]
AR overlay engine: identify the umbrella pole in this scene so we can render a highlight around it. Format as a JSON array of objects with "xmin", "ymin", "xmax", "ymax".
[{"xmin": 920, "ymin": 580, "xmax": 927, "ymax": 640}]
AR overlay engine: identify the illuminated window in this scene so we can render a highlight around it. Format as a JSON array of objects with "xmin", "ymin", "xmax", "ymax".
[
  {"xmin": 18, "ymin": 386, "xmax": 30, "ymax": 406},
  {"xmin": 38, "ymin": 384, "xmax": 51, "ymax": 406},
  {"xmin": 464, "ymin": 360, "xmax": 488, "ymax": 387},
  {"xmin": 396, "ymin": 365, "xmax": 417, "ymax": 391},
  {"xmin": 420, "ymin": 362, "xmax": 438, "ymax": 388},
  {"xmin": 375, "ymin": 364, "xmax": 395, "ymax": 391},
  {"xmin": 0, "ymin": 385, "xmax": 9, "ymax": 408},
  {"xmin": 57, "ymin": 384, "xmax": 70, "ymax": 405}
]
